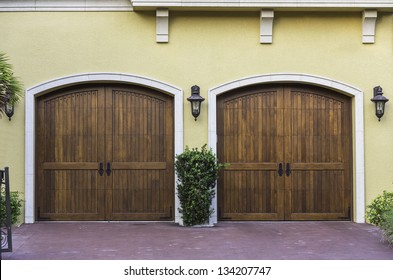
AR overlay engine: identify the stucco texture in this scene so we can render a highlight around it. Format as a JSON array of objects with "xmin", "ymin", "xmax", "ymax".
[{"xmin": 0, "ymin": 11, "xmax": 392, "ymax": 222}]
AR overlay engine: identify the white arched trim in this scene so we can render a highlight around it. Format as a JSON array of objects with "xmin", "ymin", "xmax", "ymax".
[
  {"xmin": 208, "ymin": 73, "xmax": 365, "ymax": 224},
  {"xmin": 25, "ymin": 73, "xmax": 184, "ymax": 223}
]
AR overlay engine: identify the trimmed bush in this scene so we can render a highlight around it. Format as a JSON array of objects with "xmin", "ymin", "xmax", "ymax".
[
  {"xmin": 1, "ymin": 190, "xmax": 23, "ymax": 226},
  {"xmin": 175, "ymin": 145, "xmax": 226, "ymax": 226},
  {"xmin": 366, "ymin": 191, "xmax": 393, "ymax": 227},
  {"xmin": 381, "ymin": 208, "xmax": 393, "ymax": 246}
]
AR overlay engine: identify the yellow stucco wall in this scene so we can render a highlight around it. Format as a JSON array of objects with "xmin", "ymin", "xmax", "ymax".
[{"xmin": 0, "ymin": 11, "xmax": 392, "ymax": 223}]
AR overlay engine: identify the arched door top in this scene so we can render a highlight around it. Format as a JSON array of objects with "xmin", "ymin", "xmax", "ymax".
[
  {"xmin": 25, "ymin": 73, "xmax": 183, "ymax": 224},
  {"xmin": 27, "ymin": 72, "xmax": 183, "ymax": 97},
  {"xmin": 209, "ymin": 73, "xmax": 362, "ymax": 97},
  {"xmin": 207, "ymin": 73, "xmax": 365, "ymax": 224}
]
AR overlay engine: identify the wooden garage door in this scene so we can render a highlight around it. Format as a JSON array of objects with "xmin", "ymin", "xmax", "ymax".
[
  {"xmin": 36, "ymin": 85, "xmax": 174, "ymax": 221},
  {"xmin": 217, "ymin": 85, "xmax": 352, "ymax": 220}
]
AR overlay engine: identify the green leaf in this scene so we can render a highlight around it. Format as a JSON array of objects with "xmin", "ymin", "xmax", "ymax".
[
  {"xmin": 0, "ymin": 52, "xmax": 24, "ymax": 118},
  {"xmin": 175, "ymin": 145, "xmax": 226, "ymax": 226}
]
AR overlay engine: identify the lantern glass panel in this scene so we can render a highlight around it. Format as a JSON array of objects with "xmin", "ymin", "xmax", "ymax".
[
  {"xmin": 376, "ymin": 101, "xmax": 384, "ymax": 113},
  {"xmin": 5, "ymin": 102, "xmax": 13, "ymax": 112},
  {"xmin": 192, "ymin": 101, "xmax": 200, "ymax": 111},
  {"xmin": 191, "ymin": 101, "xmax": 201, "ymax": 117}
]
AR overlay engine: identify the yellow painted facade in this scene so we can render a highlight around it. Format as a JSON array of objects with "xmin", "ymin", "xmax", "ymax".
[{"xmin": 0, "ymin": 7, "xmax": 392, "ymax": 223}]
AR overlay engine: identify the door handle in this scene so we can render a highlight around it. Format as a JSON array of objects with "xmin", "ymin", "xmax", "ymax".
[
  {"xmin": 98, "ymin": 162, "xmax": 104, "ymax": 176},
  {"xmin": 278, "ymin": 163, "xmax": 284, "ymax": 176},
  {"xmin": 106, "ymin": 162, "xmax": 111, "ymax": 176},
  {"xmin": 285, "ymin": 163, "xmax": 291, "ymax": 176}
]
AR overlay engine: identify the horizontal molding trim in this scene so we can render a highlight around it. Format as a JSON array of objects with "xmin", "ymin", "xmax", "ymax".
[
  {"xmin": 0, "ymin": 0, "xmax": 134, "ymax": 11},
  {"xmin": 2, "ymin": 1, "xmax": 393, "ymax": 12},
  {"xmin": 131, "ymin": 0, "xmax": 393, "ymax": 10}
]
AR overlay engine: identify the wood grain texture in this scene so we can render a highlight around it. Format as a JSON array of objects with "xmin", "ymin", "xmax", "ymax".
[
  {"xmin": 217, "ymin": 85, "xmax": 352, "ymax": 221},
  {"xmin": 36, "ymin": 85, "xmax": 174, "ymax": 221}
]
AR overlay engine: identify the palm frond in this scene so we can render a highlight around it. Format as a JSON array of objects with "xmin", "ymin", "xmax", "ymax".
[{"xmin": 0, "ymin": 52, "xmax": 24, "ymax": 118}]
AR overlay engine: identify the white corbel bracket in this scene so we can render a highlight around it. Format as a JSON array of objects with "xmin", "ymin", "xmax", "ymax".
[
  {"xmin": 260, "ymin": 10, "xmax": 274, "ymax": 44},
  {"xmin": 156, "ymin": 8, "xmax": 169, "ymax": 43},
  {"xmin": 362, "ymin": 10, "xmax": 377, "ymax": 44}
]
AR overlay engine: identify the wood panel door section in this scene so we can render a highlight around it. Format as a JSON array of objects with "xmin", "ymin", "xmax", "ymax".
[
  {"xmin": 108, "ymin": 87, "xmax": 174, "ymax": 220},
  {"xmin": 217, "ymin": 86, "xmax": 285, "ymax": 220},
  {"xmin": 285, "ymin": 87, "xmax": 352, "ymax": 220},
  {"xmin": 36, "ymin": 87, "xmax": 106, "ymax": 220},
  {"xmin": 36, "ymin": 85, "xmax": 174, "ymax": 221},
  {"xmin": 217, "ymin": 85, "xmax": 352, "ymax": 221}
]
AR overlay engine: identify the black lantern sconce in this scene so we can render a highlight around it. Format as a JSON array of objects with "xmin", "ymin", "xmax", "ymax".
[
  {"xmin": 4, "ymin": 94, "xmax": 14, "ymax": 121},
  {"xmin": 370, "ymin": 86, "xmax": 389, "ymax": 121},
  {"xmin": 187, "ymin": 85, "xmax": 205, "ymax": 121}
]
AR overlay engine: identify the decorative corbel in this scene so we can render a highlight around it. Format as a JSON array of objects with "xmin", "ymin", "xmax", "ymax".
[
  {"xmin": 362, "ymin": 10, "xmax": 377, "ymax": 44},
  {"xmin": 260, "ymin": 10, "xmax": 274, "ymax": 44},
  {"xmin": 156, "ymin": 8, "xmax": 169, "ymax": 43}
]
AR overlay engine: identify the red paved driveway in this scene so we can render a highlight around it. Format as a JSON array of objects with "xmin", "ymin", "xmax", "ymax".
[{"xmin": 2, "ymin": 221, "xmax": 393, "ymax": 260}]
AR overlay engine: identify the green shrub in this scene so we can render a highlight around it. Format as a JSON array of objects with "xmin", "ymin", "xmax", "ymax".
[
  {"xmin": 366, "ymin": 191, "xmax": 393, "ymax": 226},
  {"xmin": 381, "ymin": 208, "xmax": 393, "ymax": 246},
  {"xmin": 1, "ymin": 190, "xmax": 23, "ymax": 226},
  {"xmin": 175, "ymin": 145, "xmax": 226, "ymax": 226}
]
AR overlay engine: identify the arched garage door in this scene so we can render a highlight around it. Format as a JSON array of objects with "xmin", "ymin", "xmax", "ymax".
[
  {"xmin": 217, "ymin": 85, "xmax": 352, "ymax": 221},
  {"xmin": 36, "ymin": 84, "xmax": 174, "ymax": 221}
]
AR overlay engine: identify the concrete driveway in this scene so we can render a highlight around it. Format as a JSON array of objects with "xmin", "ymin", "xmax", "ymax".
[{"xmin": 2, "ymin": 221, "xmax": 393, "ymax": 260}]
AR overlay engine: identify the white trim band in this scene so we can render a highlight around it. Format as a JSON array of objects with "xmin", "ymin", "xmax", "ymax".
[
  {"xmin": 131, "ymin": 0, "xmax": 393, "ymax": 10},
  {"xmin": 0, "ymin": 0, "xmax": 133, "ymax": 12},
  {"xmin": 2, "ymin": 1, "xmax": 393, "ymax": 12}
]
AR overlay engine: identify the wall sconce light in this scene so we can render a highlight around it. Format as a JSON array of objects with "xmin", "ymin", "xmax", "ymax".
[
  {"xmin": 5, "ymin": 94, "xmax": 14, "ymax": 121},
  {"xmin": 187, "ymin": 85, "xmax": 205, "ymax": 121},
  {"xmin": 370, "ymin": 86, "xmax": 389, "ymax": 121}
]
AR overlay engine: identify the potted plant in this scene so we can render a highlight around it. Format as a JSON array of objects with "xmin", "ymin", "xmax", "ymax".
[{"xmin": 175, "ymin": 145, "xmax": 226, "ymax": 226}]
